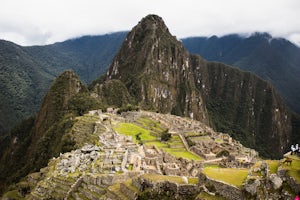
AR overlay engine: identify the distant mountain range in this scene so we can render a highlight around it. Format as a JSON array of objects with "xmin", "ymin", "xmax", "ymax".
[
  {"xmin": 1, "ymin": 24, "xmax": 300, "ymax": 137},
  {"xmin": 0, "ymin": 32, "xmax": 126, "ymax": 135},
  {"xmin": 181, "ymin": 33, "xmax": 300, "ymax": 114}
]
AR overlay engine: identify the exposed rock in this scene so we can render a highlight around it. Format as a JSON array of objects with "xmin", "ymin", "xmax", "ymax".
[
  {"xmin": 269, "ymin": 174, "xmax": 283, "ymax": 190},
  {"xmin": 244, "ymin": 178, "xmax": 260, "ymax": 196}
]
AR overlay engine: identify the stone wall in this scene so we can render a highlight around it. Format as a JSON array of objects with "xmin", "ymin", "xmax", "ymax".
[
  {"xmin": 120, "ymin": 182, "xmax": 138, "ymax": 200},
  {"xmin": 132, "ymin": 175, "xmax": 200, "ymax": 199},
  {"xmin": 278, "ymin": 167, "xmax": 300, "ymax": 193},
  {"xmin": 198, "ymin": 173, "xmax": 245, "ymax": 200}
]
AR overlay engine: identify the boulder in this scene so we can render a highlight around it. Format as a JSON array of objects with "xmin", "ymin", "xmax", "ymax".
[
  {"xmin": 269, "ymin": 174, "xmax": 283, "ymax": 190},
  {"xmin": 244, "ymin": 179, "xmax": 260, "ymax": 196}
]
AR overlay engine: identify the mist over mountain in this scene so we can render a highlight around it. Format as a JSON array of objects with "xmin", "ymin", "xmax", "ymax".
[{"xmin": 182, "ymin": 33, "xmax": 300, "ymax": 114}]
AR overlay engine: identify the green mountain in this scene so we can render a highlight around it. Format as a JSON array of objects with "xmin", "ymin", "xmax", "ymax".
[
  {"xmin": 182, "ymin": 33, "xmax": 300, "ymax": 114},
  {"xmin": 0, "ymin": 70, "xmax": 101, "ymax": 192},
  {"xmin": 0, "ymin": 40, "xmax": 54, "ymax": 136},
  {"xmin": 102, "ymin": 15, "xmax": 298, "ymax": 158},
  {"xmin": 0, "ymin": 32, "xmax": 126, "ymax": 135},
  {"xmin": 25, "ymin": 32, "xmax": 127, "ymax": 84}
]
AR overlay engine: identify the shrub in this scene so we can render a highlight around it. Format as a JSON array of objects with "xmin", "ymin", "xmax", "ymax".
[{"xmin": 161, "ymin": 129, "xmax": 171, "ymax": 141}]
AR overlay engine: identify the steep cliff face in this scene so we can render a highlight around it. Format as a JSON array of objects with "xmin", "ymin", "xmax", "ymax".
[
  {"xmin": 104, "ymin": 14, "xmax": 297, "ymax": 158},
  {"xmin": 191, "ymin": 58, "xmax": 292, "ymax": 157},
  {"xmin": 182, "ymin": 33, "xmax": 300, "ymax": 114},
  {"xmin": 34, "ymin": 70, "xmax": 87, "ymax": 139},
  {"xmin": 106, "ymin": 15, "xmax": 209, "ymax": 123}
]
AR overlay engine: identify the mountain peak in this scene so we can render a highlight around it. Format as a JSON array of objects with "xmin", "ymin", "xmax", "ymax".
[
  {"xmin": 34, "ymin": 70, "xmax": 86, "ymax": 138},
  {"xmin": 105, "ymin": 15, "xmax": 208, "ymax": 122},
  {"xmin": 137, "ymin": 14, "xmax": 169, "ymax": 33}
]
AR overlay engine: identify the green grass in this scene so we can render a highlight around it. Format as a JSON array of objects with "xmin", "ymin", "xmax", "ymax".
[
  {"xmin": 163, "ymin": 148, "xmax": 202, "ymax": 161},
  {"xmin": 3, "ymin": 190, "xmax": 24, "ymax": 200},
  {"xmin": 184, "ymin": 132, "xmax": 200, "ymax": 137},
  {"xmin": 141, "ymin": 174, "xmax": 198, "ymax": 185},
  {"xmin": 191, "ymin": 136, "xmax": 211, "ymax": 141},
  {"xmin": 282, "ymin": 157, "xmax": 300, "ymax": 183},
  {"xmin": 114, "ymin": 123, "xmax": 156, "ymax": 142},
  {"xmin": 265, "ymin": 160, "xmax": 279, "ymax": 174},
  {"xmin": 136, "ymin": 117, "xmax": 164, "ymax": 133},
  {"xmin": 188, "ymin": 177, "xmax": 199, "ymax": 184},
  {"xmin": 141, "ymin": 174, "xmax": 188, "ymax": 184},
  {"xmin": 123, "ymin": 179, "xmax": 140, "ymax": 193},
  {"xmin": 197, "ymin": 191, "xmax": 226, "ymax": 200},
  {"xmin": 146, "ymin": 141, "xmax": 168, "ymax": 148},
  {"xmin": 215, "ymin": 138, "xmax": 223, "ymax": 143},
  {"xmin": 203, "ymin": 166, "xmax": 249, "ymax": 188},
  {"xmin": 114, "ymin": 123, "xmax": 202, "ymax": 161}
]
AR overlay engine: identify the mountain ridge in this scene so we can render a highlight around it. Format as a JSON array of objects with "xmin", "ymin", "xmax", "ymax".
[
  {"xmin": 1, "ymin": 30, "xmax": 300, "ymax": 136},
  {"xmin": 101, "ymin": 14, "xmax": 297, "ymax": 158},
  {"xmin": 182, "ymin": 33, "xmax": 300, "ymax": 114}
]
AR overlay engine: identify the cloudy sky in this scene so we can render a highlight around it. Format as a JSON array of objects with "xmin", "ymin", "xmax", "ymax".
[{"xmin": 0, "ymin": 0, "xmax": 300, "ymax": 46}]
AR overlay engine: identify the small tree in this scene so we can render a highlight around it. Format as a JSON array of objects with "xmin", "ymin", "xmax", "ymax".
[
  {"xmin": 136, "ymin": 132, "xmax": 142, "ymax": 141},
  {"xmin": 161, "ymin": 129, "xmax": 171, "ymax": 141}
]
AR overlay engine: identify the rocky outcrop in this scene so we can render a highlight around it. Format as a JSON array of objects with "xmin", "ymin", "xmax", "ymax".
[
  {"xmin": 198, "ymin": 172, "xmax": 244, "ymax": 200},
  {"xmin": 132, "ymin": 174, "xmax": 200, "ymax": 200}
]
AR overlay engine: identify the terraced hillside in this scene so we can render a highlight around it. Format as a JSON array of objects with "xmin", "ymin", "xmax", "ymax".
[{"xmin": 3, "ymin": 110, "xmax": 300, "ymax": 199}]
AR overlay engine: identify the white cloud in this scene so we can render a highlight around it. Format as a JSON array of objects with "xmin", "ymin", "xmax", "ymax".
[{"xmin": 0, "ymin": 0, "xmax": 299, "ymax": 46}]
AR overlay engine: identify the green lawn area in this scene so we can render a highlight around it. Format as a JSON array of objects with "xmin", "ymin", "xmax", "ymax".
[
  {"xmin": 265, "ymin": 160, "xmax": 279, "ymax": 174},
  {"xmin": 203, "ymin": 166, "xmax": 249, "ymax": 188},
  {"xmin": 135, "ymin": 117, "xmax": 165, "ymax": 135},
  {"xmin": 114, "ymin": 123, "xmax": 156, "ymax": 142},
  {"xmin": 163, "ymin": 148, "xmax": 202, "ymax": 161},
  {"xmin": 192, "ymin": 136, "xmax": 211, "ymax": 142},
  {"xmin": 141, "ymin": 174, "xmax": 198, "ymax": 185},
  {"xmin": 184, "ymin": 132, "xmax": 200, "ymax": 137},
  {"xmin": 197, "ymin": 192, "xmax": 226, "ymax": 200},
  {"xmin": 282, "ymin": 156, "xmax": 300, "ymax": 183},
  {"xmin": 114, "ymin": 123, "xmax": 202, "ymax": 161}
]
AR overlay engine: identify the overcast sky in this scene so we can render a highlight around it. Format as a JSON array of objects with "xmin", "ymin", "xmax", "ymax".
[{"xmin": 0, "ymin": 0, "xmax": 300, "ymax": 46}]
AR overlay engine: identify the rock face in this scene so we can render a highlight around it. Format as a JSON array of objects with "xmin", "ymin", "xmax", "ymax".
[
  {"xmin": 105, "ymin": 15, "xmax": 209, "ymax": 124},
  {"xmin": 182, "ymin": 33, "xmax": 300, "ymax": 115},
  {"xmin": 103, "ymin": 14, "xmax": 297, "ymax": 158}
]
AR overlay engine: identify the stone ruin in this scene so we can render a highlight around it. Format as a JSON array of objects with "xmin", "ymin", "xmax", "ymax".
[{"xmin": 29, "ymin": 110, "xmax": 264, "ymax": 199}]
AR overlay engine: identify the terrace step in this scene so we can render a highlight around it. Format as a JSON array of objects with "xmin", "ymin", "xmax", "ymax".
[
  {"xmin": 81, "ymin": 182, "xmax": 106, "ymax": 196},
  {"xmin": 119, "ymin": 180, "xmax": 139, "ymax": 200},
  {"xmin": 76, "ymin": 186, "xmax": 105, "ymax": 200},
  {"xmin": 107, "ymin": 183, "xmax": 129, "ymax": 200}
]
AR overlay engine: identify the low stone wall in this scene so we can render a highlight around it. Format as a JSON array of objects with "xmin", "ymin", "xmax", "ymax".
[
  {"xmin": 198, "ymin": 173, "xmax": 244, "ymax": 200},
  {"xmin": 132, "ymin": 175, "xmax": 200, "ymax": 199},
  {"xmin": 120, "ymin": 182, "xmax": 138, "ymax": 200},
  {"xmin": 278, "ymin": 167, "xmax": 300, "ymax": 193},
  {"xmin": 206, "ymin": 178, "xmax": 244, "ymax": 200},
  {"xmin": 106, "ymin": 189, "xmax": 123, "ymax": 200}
]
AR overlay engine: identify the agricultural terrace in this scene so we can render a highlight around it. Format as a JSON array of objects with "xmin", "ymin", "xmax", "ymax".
[
  {"xmin": 113, "ymin": 118, "xmax": 202, "ymax": 161},
  {"xmin": 203, "ymin": 165, "xmax": 249, "ymax": 188}
]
